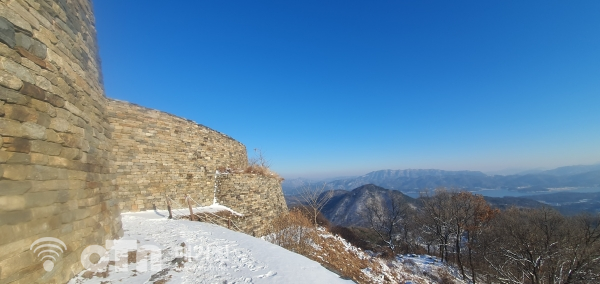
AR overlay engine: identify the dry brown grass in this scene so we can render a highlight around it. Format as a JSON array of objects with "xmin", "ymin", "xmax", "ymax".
[
  {"xmin": 242, "ymin": 149, "xmax": 284, "ymax": 182},
  {"xmin": 243, "ymin": 164, "xmax": 284, "ymax": 182},
  {"xmin": 213, "ymin": 150, "xmax": 285, "ymax": 182},
  {"xmin": 311, "ymin": 232, "xmax": 375, "ymax": 282},
  {"xmin": 265, "ymin": 209, "xmax": 317, "ymax": 255},
  {"xmin": 264, "ymin": 210, "xmax": 433, "ymax": 283},
  {"xmin": 437, "ymin": 268, "xmax": 457, "ymax": 284}
]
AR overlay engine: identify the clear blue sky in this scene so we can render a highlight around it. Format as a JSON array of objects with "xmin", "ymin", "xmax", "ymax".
[{"xmin": 93, "ymin": 1, "xmax": 600, "ymax": 179}]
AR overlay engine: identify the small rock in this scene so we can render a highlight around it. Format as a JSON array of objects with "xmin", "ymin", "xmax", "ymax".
[
  {"xmin": 0, "ymin": 57, "xmax": 34, "ymax": 83},
  {"xmin": 0, "ymin": 17, "xmax": 15, "ymax": 48},
  {"xmin": 21, "ymin": 121, "xmax": 46, "ymax": 140},
  {"xmin": 30, "ymin": 40, "xmax": 47, "ymax": 59},
  {"xmin": 3, "ymin": 137, "xmax": 30, "ymax": 153},
  {"xmin": 20, "ymin": 81, "xmax": 45, "ymax": 100},
  {"xmin": 0, "ymin": 42, "xmax": 21, "ymax": 62},
  {"xmin": 0, "ymin": 69, "xmax": 23, "ymax": 91},
  {"xmin": 15, "ymin": 47, "xmax": 47, "ymax": 69},
  {"xmin": 0, "ymin": 4, "xmax": 32, "ymax": 34},
  {"xmin": 35, "ymin": 75, "xmax": 51, "ymax": 91},
  {"xmin": 14, "ymin": 32, "xmax": 31, "ymax": 50}
]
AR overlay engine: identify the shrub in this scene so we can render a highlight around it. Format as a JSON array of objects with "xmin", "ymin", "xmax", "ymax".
[
  {"xmin": 330, "ymin": 226, "xmax": 371, "ymax": 250},
  {"xmin": 264, "ymin": 209, "xmax": 317, "ymax": 255},
  {"xmin": 265, "ymin": 210, "xmax": 396, "ymax": 283},
  {"xmin": 290, "ymin": 205, "xmax": 331, "ymax": 228},
  {"xmin": 438, "ymin": 269, "xmax": 456, "ymax": 284}
]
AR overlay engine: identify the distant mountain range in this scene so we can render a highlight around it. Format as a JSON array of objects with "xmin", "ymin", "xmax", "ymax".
[
  {"xmin": 282, "ymin": 164, "xmax": 600, "ymax": 195},
  {"xmin": 538, "ymin": 164, "xmax": 600, "ymax": 176},
  {"xmin": 285, "ymin": 184, "xmax": 600, "ymax": 227}
]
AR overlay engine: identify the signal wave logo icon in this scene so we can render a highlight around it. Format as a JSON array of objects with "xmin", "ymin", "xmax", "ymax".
[{"xmin": 30, "ymin": 237, "xmax": 67, "ymax": 272}]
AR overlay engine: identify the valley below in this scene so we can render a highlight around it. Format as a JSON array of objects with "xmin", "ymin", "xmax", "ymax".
[{"xmin": 284, "ymin": 163, "xmax": 600, "ymax": 216}]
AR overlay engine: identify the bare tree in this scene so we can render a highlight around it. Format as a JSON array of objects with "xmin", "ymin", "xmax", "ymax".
[
  {"xmin": 419, "ymin": 188, "xmax": 454, "ymax": 262},
  {"xmin": 448, "ymin": 191, "xmax": 498, "ymax": 283},
  {"xmin": 409, "ymin": 188, "xmax": 600, "ymax": 283},
  {"xmin": 560, "ymin": 213, "xmax": 600, "ymax": 283},
  {"xmin": 244, "ymin": 149, "xmax": 283, "ymax": 182},
  {"xmin": 297, "ymin": 183, "xmax": 333, "ymax": 227},
  {"xmin": 363, "ymin": 191, "xmax": 413, "ymax": 253},
  {"xmin": 249, "ymin": 148, "xmax": 270, "ymax": 168},
  {"xmin": 482, "ymin": 207, "xmax": 566, "ymax": 284}
]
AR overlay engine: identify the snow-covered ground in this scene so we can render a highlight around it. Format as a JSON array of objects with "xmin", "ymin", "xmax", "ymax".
[
  {"xmin": 69, "ymin": 209, "xmax": 352, "ymax": 284},
  {"xmin": 309, "ymin": 230, "xmax": 463, "ymax": 284}
]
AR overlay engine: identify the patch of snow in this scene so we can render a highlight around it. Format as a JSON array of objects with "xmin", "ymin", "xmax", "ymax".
[{"xmin": 68, "ymin": 210, "xmax": 351, "ymax": 284}]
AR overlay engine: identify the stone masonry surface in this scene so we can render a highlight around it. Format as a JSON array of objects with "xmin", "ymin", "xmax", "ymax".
[
  {"xmin": 216, "ymin": 174, "xmax": 287, "ymax": 236},
  {"xmin": 107, "ymin": 100, "xmax": 287, "ymax": 236},
  {"xmin": 106, "ymin": 99, "xmax": 248, "ymax": 212},
  {"xmin": 0, "ymin": 0, "xmax": 122, "ymax": 283},
  {"xmin": 0, "ymin": 1, "xmax": 287, "ymax": 283}
]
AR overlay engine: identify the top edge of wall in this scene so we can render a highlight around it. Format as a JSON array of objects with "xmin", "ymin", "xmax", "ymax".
[{"xmin": 107, "ymin": 98, "xmax": 245, "ymax": 145}]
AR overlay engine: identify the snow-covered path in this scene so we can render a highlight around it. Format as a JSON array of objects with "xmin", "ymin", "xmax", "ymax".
[{"xmin": 69, "ymin": 210, "xmax": 351, "ymax": 284}]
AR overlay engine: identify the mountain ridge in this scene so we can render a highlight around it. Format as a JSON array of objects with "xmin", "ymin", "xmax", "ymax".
[
  {"xmin": 282, "ymin": 164, "xmax": 600, "ymax": 195},
  {"xmin": 320, "ymin": 184, "xmax": 416, "ymax": 227}
]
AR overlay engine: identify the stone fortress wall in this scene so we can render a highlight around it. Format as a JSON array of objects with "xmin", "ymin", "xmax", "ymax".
[
  {"xmin": 107, "ymin": 100, "xmax": 287, "ymax": 236},
  {"xmin": 0, "ymin": 1, "xmax": 287, "ymax": 283},
  {"xmin": 107, "ymin": 100, "xmax": 248, "ymax": 212},
  {"xmin": 0, "ymin": 0, "xmax": 122, "ymax": 283}
]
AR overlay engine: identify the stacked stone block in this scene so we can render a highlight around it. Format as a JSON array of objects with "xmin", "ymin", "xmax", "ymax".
[{"xmin": 0, "ymin": 0, "xmax": 122, "ymax": 283}]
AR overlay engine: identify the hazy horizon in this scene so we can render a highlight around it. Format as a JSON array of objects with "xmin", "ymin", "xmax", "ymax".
[{"xmin": 281, "ymin": 161, "xmax": 600, "ymax": 180}]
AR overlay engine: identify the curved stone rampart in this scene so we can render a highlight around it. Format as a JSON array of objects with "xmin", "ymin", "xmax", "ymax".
[
  {"xmin": 107, "ymin": 99, "xmax": 248, "ymax": 211},
  {"xmin": 107, "ymin": 100, "xmax": 287, "ymax": 237}
]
